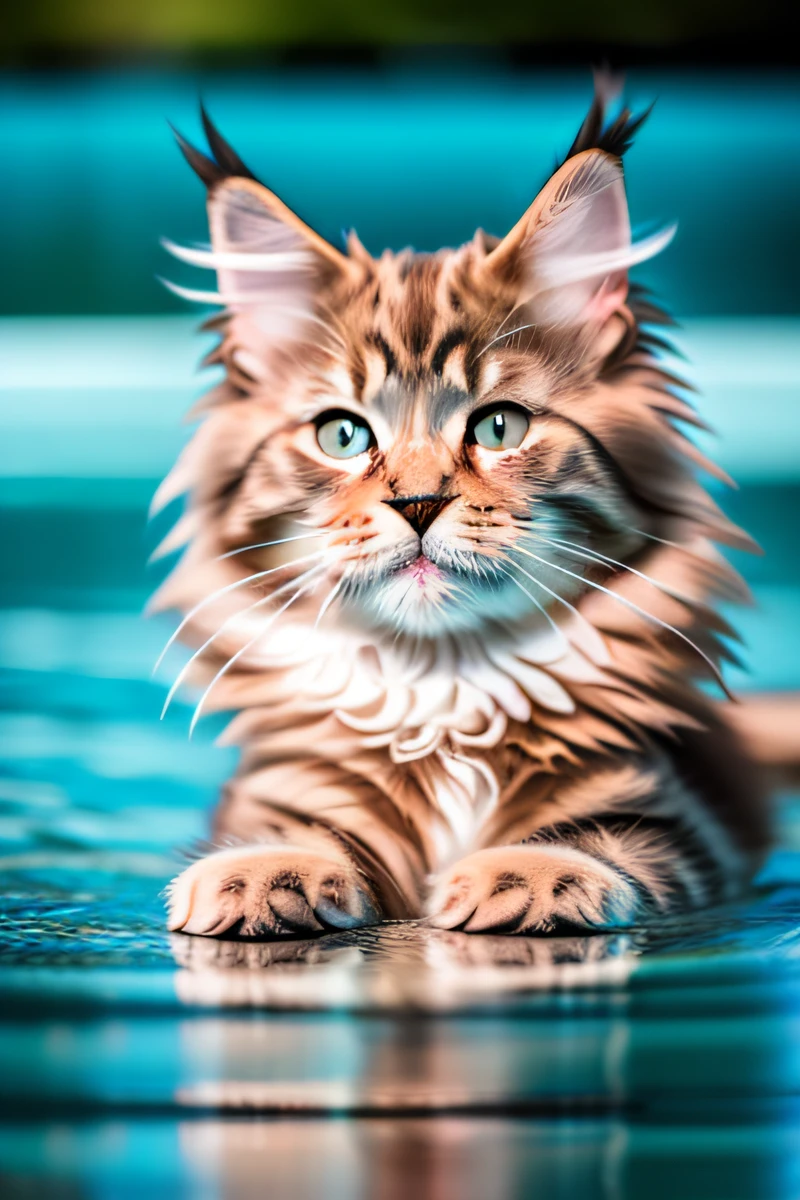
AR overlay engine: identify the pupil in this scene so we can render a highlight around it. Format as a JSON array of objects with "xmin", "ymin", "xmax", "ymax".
[
  {"xmin": 492, "ymin": 413, "xmax": 505, "ymax": 442},
  {"xmin": 338, "ymin": 421, "xmax": 354, "ymax": 448}
]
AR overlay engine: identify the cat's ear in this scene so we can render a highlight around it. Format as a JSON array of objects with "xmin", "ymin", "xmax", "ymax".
[
  {"xmin": 206, "ymin": 175, "xmax": 358, "ymax": 297},
  {"xmin": 479, "ymin": 149, "xmax": 674, "ymax": 330},
  {"xmin": 164, "ymin": 175, "xmax": 359, "ymax": 307},
  {"xmin": 163, "ymin": 117, "xmax": 364, "ymax": 379}
]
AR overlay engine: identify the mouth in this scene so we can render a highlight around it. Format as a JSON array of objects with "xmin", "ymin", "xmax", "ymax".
[
  {"xmin": 342, "ymin": 544, "xmax": 520, "ymax": 636},
  {"xmin": 397, "ymin": 554, "xmax": 444, "ymax": 586},
  {"xmin": 344, "ymin": 542, "xmax": 504, "ymax": 600}
]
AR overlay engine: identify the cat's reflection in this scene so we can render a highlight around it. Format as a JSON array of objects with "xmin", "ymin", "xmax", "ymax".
[
  {"xmin": 428, "ymin": 928, "xmax": 630, "ymax": 968},
  {"xmin": 170, "ymin": 922, "xmax": 634, "ymax": 1009},
  {"xmin": 170, "ymin": 929, "xmax": 356, "ymax": 970},
  {"xmin": 178, "ymin": 1116, "xmax": 606, "ymax": 1200},
  {"xmin": 170, "ymin": 925, "xmax": 634, "ymax": 1129}
]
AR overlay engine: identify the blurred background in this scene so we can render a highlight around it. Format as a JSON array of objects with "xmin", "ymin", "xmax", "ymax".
[{"xmin": 1, "ymin": 3, "xmax": 800, "ymax": 1198}]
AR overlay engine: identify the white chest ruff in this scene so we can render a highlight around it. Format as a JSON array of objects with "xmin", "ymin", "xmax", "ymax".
[{"xmin": 245, "ymin": 614, "xmax": 612, "ymax": 865}]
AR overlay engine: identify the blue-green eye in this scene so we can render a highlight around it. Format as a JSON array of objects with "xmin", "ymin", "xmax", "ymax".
[
  {"xmin": 471, "ymin": 406, "xmax": 529, "ymax": 450},
  {"xmin": 315, "ymin": 411, "xmax": 374, "ymax": 459}
]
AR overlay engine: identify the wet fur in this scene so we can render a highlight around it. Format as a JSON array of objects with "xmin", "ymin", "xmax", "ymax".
[{"xmin": 159, "ymin": 79, "xmax": 768, "ymax": 938}]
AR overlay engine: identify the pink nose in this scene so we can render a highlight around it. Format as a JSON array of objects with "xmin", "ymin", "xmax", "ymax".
[{"xmin": 383, "ymin": 494, "xmax": 455, "ymax": 537}]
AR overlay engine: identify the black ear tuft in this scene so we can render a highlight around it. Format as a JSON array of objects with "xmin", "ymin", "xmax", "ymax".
[
  {"xmin": 199, "ymin": 104, "xmax": 258, "ymax": 182},
  {"xmin": 169, "ymin": 122, "xmax": 225, "ymax": 188},
  {"xmin": 562, "ymin": 70, "xmax": 652, "ymax": 165},
  {"xmin": 170, "ymin": 107, "xmax": 260, "ymax": 190}
]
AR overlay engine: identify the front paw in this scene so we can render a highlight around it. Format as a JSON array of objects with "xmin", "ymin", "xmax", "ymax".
[
  {"xmin": 167, "ymin": 846, "xmax": 381, "ymax": 938},
  {"xmin": 428, "ymin": 845, "xmax": 641, "ymax": 934}
]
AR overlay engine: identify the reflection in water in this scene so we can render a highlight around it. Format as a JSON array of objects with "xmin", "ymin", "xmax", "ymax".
[
  {"xmin": 159, "ymin": 923, "xmax": 800, "ymax": 1197},
  {"xmin": 174, "ymin": 1113, "xmax": 800, "ymax": 1200},
  {"xmin": 170, "ymin": 922, "xmax": 635, "ymax": 1010},
  {"xmin": 0, "ymin": 1111, "xmax": 796, "ymax": 1199}
]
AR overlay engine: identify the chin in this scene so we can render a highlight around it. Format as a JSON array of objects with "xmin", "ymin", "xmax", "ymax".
[{"xmin": 345, "ymin": 557, "xmax": 534, "ymax": 639}]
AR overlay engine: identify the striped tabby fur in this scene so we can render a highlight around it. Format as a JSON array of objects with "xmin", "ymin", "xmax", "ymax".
[{"xmin": 159, "ymin": 77, "xmax": 768, "ymax": 938}]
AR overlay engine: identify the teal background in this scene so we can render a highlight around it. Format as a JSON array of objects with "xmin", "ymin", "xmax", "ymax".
[{"xmin": 2, "ymin": 69, "xmax": 799, "ymax": 316}]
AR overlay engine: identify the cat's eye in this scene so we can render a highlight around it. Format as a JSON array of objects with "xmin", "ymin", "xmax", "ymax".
[
  {"xmin": 470, "ymin": 406, "xmax": 529, "ymax": 451},
  {"xmin": 315, "ymin": 411, "xmax": 375, "ymax": 459}
]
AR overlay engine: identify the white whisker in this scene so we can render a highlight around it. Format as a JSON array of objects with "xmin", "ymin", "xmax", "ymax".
[
  {"xmin": 493, "ymin": 560, "xmax": 567, "ymax": 646},
  {"xmin": 188, "ymin": 577, "xmax": 320, "ymax": 738},
  {"xmin": 161, "ymin": 239, "xmax": 314, "ymax": 272},
  {"xmin": 152, "ymin": 549, "xmax": 327, "ymax": 675},
  {"xmin": 159, "ymin": 278, "xmax": 346, "ymax": 348},
  {"xmin": 484, "ymin": 303, "xmax": 523, "ymax": 346},
  {"xmin": 160, "ymin": 562, "xmax": 328, "ymax": 720},
  {"xmin": 510, "ymin": 547, "xmax": 608, "ymax": 652},
  {"xmin": 313, "ymin": 573, "xmax": 347, "ymax": 630},
  {"xmin": 630, "ymin": 528, "xmax": 693, "ymax": 554},
  {"xmin": 513, "ymin": 544, "xmax": 728, "ymax": 690},
  {"xmin": 476, "ymin": 322, "xmax": 538, "ymax": 359},
  {"xmin": 541, "ymin": 535, "xmax": 691, "ymax": 607},
  {"xmin": 217, "ymin": 530, "xmax": 330, "ymax": 561}
]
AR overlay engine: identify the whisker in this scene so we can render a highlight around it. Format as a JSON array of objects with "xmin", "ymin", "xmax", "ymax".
[
  {"xmin": 476, "ymin": 322, "xmax": 538, "ymax": 359},
  {"xmin": 540, "ymin": 535, "xmax": 691, "ymax": 607},
  {"xmin": 390, "ymin": 575, "xmax": 422, "ymax": 639},
  {"xmin": 161, "ymin": 239, "xmax": 314, "ymax": 272},
  {"xmin": 217, "ymin": 530, "xmax": 331, "ymax": 561},
  {"xmin": 513, "ymin": 544, "xmax": 729, "ymax": 692},
  {"xmin": 188, "ymin": 576, "xmax": 321, "ymax": 738},
  {"xmin": 152, "ymin": 549, "xmax": 327, "ymax": 674},
  {"xmin": 313, "ymin": 573, "xmax": 347, "ymax": 630},
  {"xmin": 493, "ymin": 560, "xmax": 568, "ymax": 647},
  {"xmin": 160, "ymin": 278, "xmax": 346, "ymax": 348},
  {"xmin": 480, "ymin": 302, "xmax": 522, "ymax": 348},
  {"xmin": 508, "ymin": 548, "xmax": 608, "ymax": 653},
  {"xmin": 630, "ymin": 528, "xmax": 696, "ymax": 554},
  {"xmin": 160, "ymin": 562, "xmax": 328, "ymax": 719}
]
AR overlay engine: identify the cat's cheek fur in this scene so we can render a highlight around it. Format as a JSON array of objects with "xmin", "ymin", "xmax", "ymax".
[
  {"xmin": 428, "ymin": 845, "xmax": 643, "ymax": 933},
  {"xmin": 167, "ymin": 845, "xmax": 381, "ymax": 938}
]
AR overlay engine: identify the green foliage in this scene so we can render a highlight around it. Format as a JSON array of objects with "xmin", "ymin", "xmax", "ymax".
[{"xmin": 4, "ymin": 0, "xmax": 790, "ymax": 53}]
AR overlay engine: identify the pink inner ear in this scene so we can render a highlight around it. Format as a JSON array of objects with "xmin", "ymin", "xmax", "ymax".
[
  {"xmin": 584, "ymin": 269, "xmax": 629, "ymax": 325},
  {"xmin": 526, "ymin": 148, "xmax": 675, "ymax": 329}
]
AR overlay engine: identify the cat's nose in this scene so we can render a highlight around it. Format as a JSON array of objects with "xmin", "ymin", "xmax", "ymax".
[{"xmin": 383, "ymin": 494, "xmax": 455, "ymax": 537}]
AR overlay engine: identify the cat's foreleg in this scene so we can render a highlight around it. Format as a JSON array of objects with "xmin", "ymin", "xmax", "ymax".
[
  {"xmin": 428, "ymin": 761, "xmax": 734, "ymax": 934},
  {"xmin": 168, "ymin": 773, "xmax": 422, "ymax": 937}
]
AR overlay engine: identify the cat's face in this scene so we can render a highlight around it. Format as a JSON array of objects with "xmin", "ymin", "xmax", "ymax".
[
  {"xmin": 222, "ymin": 252, "xmax": 639, "ymax": 637},
  {"xmin": 168, "ymin": 151, "xmax": 674, "ymax": 639}
]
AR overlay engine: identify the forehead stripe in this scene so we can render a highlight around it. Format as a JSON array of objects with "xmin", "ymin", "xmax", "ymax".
[
  {"xmin": 431, "ymin": 328, "xmax": 467, "ymax": 376},
  {"xmin": 366, "ymin": 331, "xmax": 397, "ymax": 378}
]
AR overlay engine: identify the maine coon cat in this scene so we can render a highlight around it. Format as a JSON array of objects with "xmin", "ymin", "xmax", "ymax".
[{"xmin": 158, "ymin": 77, "xmax": 768, "ymax": 938}]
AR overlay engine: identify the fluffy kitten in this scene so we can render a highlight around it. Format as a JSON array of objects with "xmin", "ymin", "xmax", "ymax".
[{"xmin": 158, "ymin": 78, "xmax": 767, "ymax": 938}]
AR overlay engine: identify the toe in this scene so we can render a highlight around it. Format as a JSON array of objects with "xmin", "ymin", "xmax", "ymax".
[
  {"xmin": 266, "ymin": 886, "xmax": 324, "ymax": 933},
  {"xmin": 428, "ymin": 874, "xmax": 483, "ymax": 930},
  {"xmin": 312, "ymin": 875, "xmax": 380, "ymax": 930},
  {"xmin": 462, "ymin": 885, "xmax": 532, "ymax": 933},
  {"xmin": 171, "ymin": 884, "xmax": 245, "ymax": 937}
]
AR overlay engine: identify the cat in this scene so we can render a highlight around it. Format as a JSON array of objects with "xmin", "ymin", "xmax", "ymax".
[{"xmin": 157, "ymin": 75, "xmax": 770, "ymax": 939}]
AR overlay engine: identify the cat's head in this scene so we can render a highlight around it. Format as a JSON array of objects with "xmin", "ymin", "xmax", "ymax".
[{"xmin": 159, "ymin": 81, "xmax": 734, "ymax": 644}]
